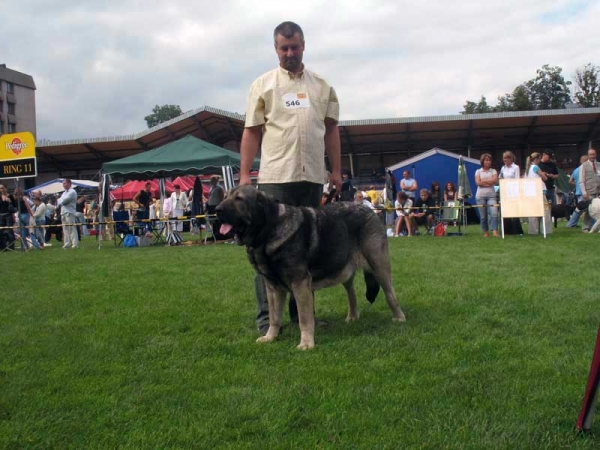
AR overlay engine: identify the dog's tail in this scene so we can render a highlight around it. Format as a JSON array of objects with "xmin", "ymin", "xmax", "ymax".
[{"xmin": 364, "ymin": 271, "xmax": 380, "ymax": 304}]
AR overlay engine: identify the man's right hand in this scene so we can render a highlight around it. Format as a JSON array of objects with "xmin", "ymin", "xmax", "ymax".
[
  {"xmin": 583, "ymin": 193, "xmax": 589, "ymax": 200},
  {"xmin": 239, "ymin": 174, "xmax": 252, "ymax": 186}
]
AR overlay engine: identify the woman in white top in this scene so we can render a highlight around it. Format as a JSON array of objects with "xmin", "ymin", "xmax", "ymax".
[
  {"xmin": 499, "ymin": 151, "xmax": 523, "ymax": 235},
  {"xmin": 475, "ymin": 153, "xmax": 499, "ymax": 237},
  {"xmin": 524, "ymin": 152, "xmax": 551, "ymax": 235},
  {"xmin": 169, "ymin": 184, "xmax": 188, "ymax": 232}
]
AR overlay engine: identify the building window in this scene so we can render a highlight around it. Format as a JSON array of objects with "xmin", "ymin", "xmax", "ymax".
[
  {"xmin": 7, "ymin": 102, "xmax": 15, "ymax": 114},
  {"xmin": 8, "ymin": 123, "xmax": 16, "ymax": 133},
  {"xmin": 0, "ymin": 101, "xmax": 3, "ymax": 112},
  {"xmin": 0, "ymin": 122, "xmax": 3, "ymax": 134},
  {"xmin": 6, "ymin": 82, "xmax": 14, "ymax": 94}
]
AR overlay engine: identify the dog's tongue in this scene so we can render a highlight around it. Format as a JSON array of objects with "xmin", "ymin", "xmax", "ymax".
[{"xmin": 220, "ymin": 223, "xmax": 233, "ymax": 235}]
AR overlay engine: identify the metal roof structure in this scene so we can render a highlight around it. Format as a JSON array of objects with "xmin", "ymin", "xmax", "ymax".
[{"xmin": 34, "ymin": 106, "xmax": 600, "ymax": 175}]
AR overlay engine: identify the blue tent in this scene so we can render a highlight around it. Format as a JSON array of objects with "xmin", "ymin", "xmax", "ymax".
[{"xmin": 387, "ymin": 148, "xmax": 479, "ymax": 200}]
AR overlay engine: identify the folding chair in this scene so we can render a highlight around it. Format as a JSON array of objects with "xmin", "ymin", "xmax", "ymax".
[
  {"xmin": 437, "ymin": 201, "xmax": 463, "ymax": 236},
  {"xmin": 113, "ymin": 210, "xmax": 131, "ymax": 247}
]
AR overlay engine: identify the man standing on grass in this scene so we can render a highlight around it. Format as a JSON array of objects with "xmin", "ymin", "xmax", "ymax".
[
  {"xmin": 579, "ymin": 148, "xmax": 600, "ymax": 232},
  {"xmin": 239, "ymin": 21, "xmax": 342, "ymax": 335},
  {"xmin": 538, "ymin": 149, "xmax": 559, "ymax": 205},
  {"xmin": 57, "ymin": 179, "xmax": 78, "ymax": 249}
]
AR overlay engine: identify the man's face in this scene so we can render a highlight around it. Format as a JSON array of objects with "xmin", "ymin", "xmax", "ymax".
[
  {"xmin": 354, "ymin": 193, "xmax": 363, "ymax": 203},
  {"xmin": 588, "ymin": 150, "xmax": 597, "ymax": 162},
  {"xmin": 403, "ymin": 171, "xmax": 410, "ymax": 179},
  {"xmin": 275, "ymin": 33, "xmax": 304, "ymax": 73},
  {"xmin": 420, "ymin": 192, "xmax": 429, "ymax": 201},
  {"xmin": 541, "ymin": 153, "xmax": 550, "ymax": 162},
  {"xmin": 62, "ymin": 181, "xmax": 70, "ymax": 190},
  {"xmin": 145, "ymin": 184, "xmax": 151, "ymax": 192}
]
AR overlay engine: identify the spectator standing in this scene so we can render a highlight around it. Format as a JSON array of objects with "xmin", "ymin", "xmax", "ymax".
[
  {"xmin": 75, "ymin": 195, "xmax": 89, "ymax": 237},
  {"xmin": 579, "ymin": 147, "xmax": 600, "ymax": 232},
  {"xmin": 567, "ymin": 155, "xmax": 589, "ymax": 228},
  {"xmin": 133, "ymin": 182, "xmax": 153, "ymax": 232},
  {"xmin": 0, "ymin": 184, "xmax": 17, "ymax": 250},
  {"xmin": 32, "ymin": 196, "xmax": 47, "ymax": 247},
  {"xmin": 400, "ymin": 170, "xmax": 418, "ymax": 200},
  {"xmin": 207, "ymin": 176, "xmax": 225, "ymax": 214},
  {"xmin": 499, "ymin": 151, "xmax": 523, "ymax": 235},
  {"xmin": 239, "ymin": 21, "xmax": 342, "ymax": 336},
  {"xmin": 15, "ymin": 188, "xmax": 42, "ymax": 250},
  {"xmin": 538, "ymin": 150, "xmax": 559, "ymax": 205},
  {"xmin": 475, "ymin": 153, "xmax": 499, "ymax": 237},
  {"xmin": 57, "ymin": 179, "xmax": 79, "ymax": 249},
  {"xmin": 525, "ymin": 152, "xmax": 551, "ymax": 235},
  {"xmin": 170, "ymin": 184, "xmax": 188, "ymax": 232}
]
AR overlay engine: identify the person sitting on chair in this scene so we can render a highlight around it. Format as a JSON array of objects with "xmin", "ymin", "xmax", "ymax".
[
  {"xmin": 394, "ymin": 191, "xmax": 413, "ymax": 236},
  {"xmin": 409, "ymin": 188, "xmax": 435, "ymax": 235}
]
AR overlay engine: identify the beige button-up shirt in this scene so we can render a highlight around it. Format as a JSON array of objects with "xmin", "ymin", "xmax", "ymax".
[{"xmin": 245, "ymin": 66, "xmax": 339, "ymax": 184}]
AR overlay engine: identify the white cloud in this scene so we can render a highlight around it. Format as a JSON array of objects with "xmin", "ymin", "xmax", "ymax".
[{"xmin": 3, "ymin": 0, "xmax": 598, "ymax": 140}]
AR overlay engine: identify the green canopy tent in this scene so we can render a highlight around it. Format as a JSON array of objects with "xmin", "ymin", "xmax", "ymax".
[{"xmin": 102, "ymin": 135, "xmax": 259, "ymax": 185}]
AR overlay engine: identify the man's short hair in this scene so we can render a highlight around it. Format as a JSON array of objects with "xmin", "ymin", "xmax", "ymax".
[
  {"xmin": 274, "ymin": 21, "xmax": 304, "ymax": 43},
  {"xmin": 64, "ymin": 179, "xmax": 72, "ymax": 185},
  {"xmin": 145, "ymin": 182, "xmax": 151, "ymax": 187},
  {"xmin": 210, "ymin": 175, "xmax": 219, "ymax": 183}
]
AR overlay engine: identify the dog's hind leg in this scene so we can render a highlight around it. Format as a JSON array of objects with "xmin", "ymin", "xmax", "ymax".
[
  {"xmin": 343, "ymin": 275, "xmax": 359, "ymax": 323},
  {"xmin": 290, "ymin": 278, "xmax": 315, "ymax": 350},
  {"xmin": 256, "ymin": 283, "xmax": 286, "ymax": 344}
]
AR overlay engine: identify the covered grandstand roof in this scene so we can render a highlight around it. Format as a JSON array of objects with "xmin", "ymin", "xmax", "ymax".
[{"xmin": 35, "ymin": 106, "xmax": 600, "ymax": 174}]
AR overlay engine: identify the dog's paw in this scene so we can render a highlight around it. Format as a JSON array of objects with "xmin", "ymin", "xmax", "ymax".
[
  {"xmin": 256, "ymin": 335, "xmax": 276, "ymax": 344},
  {"xmin": 345, "ymin": 314, "xmax": 359, "ymax": 323},
  {"xmin": 392, "ymin": 314, "xmax": 406, "ymax": 323},
  {"xmin": 297, "ymin": 341, "xmax": 315, "ymax": 350}
]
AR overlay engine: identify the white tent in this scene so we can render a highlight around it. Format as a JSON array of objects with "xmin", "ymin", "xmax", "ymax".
[{"xmin": 25, "ymin": 178, "xmax": 99, "ymax": 195}]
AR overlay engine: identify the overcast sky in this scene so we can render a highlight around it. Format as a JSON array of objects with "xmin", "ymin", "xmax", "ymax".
[{"xmin": 5, "ymin": 0, "xmax": 599, "ymax": 141}]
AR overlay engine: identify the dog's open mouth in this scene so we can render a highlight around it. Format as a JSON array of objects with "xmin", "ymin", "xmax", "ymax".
[{"xmin": 220, "ymin": 223, "xmax": 233, "ymax": 236}]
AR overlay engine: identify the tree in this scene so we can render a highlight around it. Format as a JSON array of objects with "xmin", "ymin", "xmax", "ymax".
[
  {"xmin": 510, "ymin": 84, "xmax": 534, "ymax": 111},
  {"xmin": 574, "ymin": 63, "xmax": 600, "ymax": 107},
  {"xmin": 144, "ymin": 104, "xmax": 183, "ymax": 128},
  {"xmin": 526, "ymin": 64, "xmax": 572, "ymax": 110},
  {"xmin": 461, "ymin": 96, "xmax": 492, "ymax": 114}
]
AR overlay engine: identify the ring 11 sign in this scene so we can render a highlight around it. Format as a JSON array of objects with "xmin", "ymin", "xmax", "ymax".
[{"xmin": 0, "ymin": 132, "xmax": 37, "ymax": 180}]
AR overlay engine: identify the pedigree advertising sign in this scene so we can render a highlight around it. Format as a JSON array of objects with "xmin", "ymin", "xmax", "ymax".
[{"xmin": 0, "ymin": 132, "xmax": 37, "ymax": 179}]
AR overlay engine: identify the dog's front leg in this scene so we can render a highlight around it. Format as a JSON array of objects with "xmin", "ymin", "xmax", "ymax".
[
  {"xmin": 291, "ymin": 278, "xmax": 315, "ymax": 350},
  {"xmin": 256, "ymin": 282, "xmax": 285, "ymax": 344}
]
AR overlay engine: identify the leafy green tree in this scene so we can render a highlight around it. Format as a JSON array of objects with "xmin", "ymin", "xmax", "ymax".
[
  {"xmin": 144, "ymin": 104, "xmax": 183, "ymax": 128},
  {"xmin": 461, "ymin": 65, "xmax": 575, "ymax": 113},
  {"xmin": 526, "ymin": 64, "xmax": 572, "ymax": 109},
  {"xmin": 574, "ymin": 63, "xmax": 600, "ymax": 107},
  {"xmin": 510, "ymin": 84, "xmax": 534, "ymax": 111},
  {"xmin": 461, "ymin": 96, "xmax": 492, "ymax": 114}
]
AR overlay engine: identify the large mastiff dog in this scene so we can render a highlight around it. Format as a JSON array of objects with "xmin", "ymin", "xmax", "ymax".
[{"xmin": 216, "ymin": 185, "xmax": 406, "ymax": 350}]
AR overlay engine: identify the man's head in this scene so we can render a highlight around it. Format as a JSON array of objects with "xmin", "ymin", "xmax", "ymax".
[
  {"xmin": 541, "ymin": 150, "xmax": 553, "ymax": 162},
  {"xmin": 174, "ymin": 184, "xmax": 181, "ymax": 192},
  {"xmin": 397, "ymin": 191, "xmax": 408, "ymax": 202},
  {"xmin": 403, "ymin": 170, "xmax": 411, "ymax": 179},
  {"xmin": 144, "ymin": 182, "xmax": 151, "ymax": 192},
  {"xmin": 588, "ymin": 148, "xmax": 597, "ymax": 162},
  {"xmin": 342, "ymin": 173, "xmax": 349, "ymax": 181},
  {"xmin": 419, "ymin": 189, "xmax": 429, "ymax": 201},
  {"xmin": 274, "ymin": 21, "xmax": 305, "ymax": 74},
  {"xmin": 211, "ymin": 175, "xmax": 220, "ymax": 185},
  {"xmin": 62, "ymin": 179, "xmax": 72, "ymax": 190},
  {"xmin": 354, "ymin": 192, "xmax": 364, "ymax": 203}
]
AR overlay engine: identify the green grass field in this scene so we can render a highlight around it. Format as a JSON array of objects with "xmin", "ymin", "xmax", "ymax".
[{"xmin": 1, "ymin": 225, "xmax": 599, "ymax": 449}]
